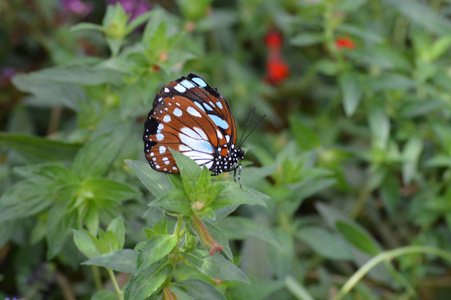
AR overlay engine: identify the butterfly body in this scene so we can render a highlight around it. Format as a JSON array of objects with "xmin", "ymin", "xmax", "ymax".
[{"xmin": 143, "ymin": 73, "xmax": 244, "ymax": 181}]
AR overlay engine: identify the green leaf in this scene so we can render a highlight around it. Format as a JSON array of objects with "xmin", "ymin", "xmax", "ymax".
[
  {"xmin": 289, "ymin": 117, "xmax": 321, "ymax": 151},
  {"xmin": 0, "ymin": 132, "xmax": 81, "ymax": 162},
  {"xmin": 82, "ymin": 249, "xmax": 138, "ymax": 273},
  {"xmin": 290, "ymin": 33, "xmax": 324, "ymax": 47},
  {"xmin": 149, "ymin": 189, "xmax": 192, "ymax": 216},
  {"xmin": 91, "ymin": 290, "xmax": 117, "ymax": 300},
  {"xmin": 429, "ymin": 35, "xmax": 451, "ymax": 61},
  {"xmin": 172, "ymin": 279, "xmax": 226, "ymax": 300},
  {"xmin": 136, "ymin": 234, "xmax": 178, "ymax": 271},
  {"xmin": 336, "ymin": 221, "xmax": 380, "ymax": 255},
  {"xmin": 387, "ymin": 0, "xmax": 451, "ymax": 35},
  {"xmin": 170, "ymin": 148, "xmax": 202, "ymax": 182},
  {"xmin": 217, "ymin": 217, "xmax": 281, "ymax": 250},
  {"xmin": 107, "ymin": 217, "xmax": 125, "ymax": 249},
  {"xmin": 81, "ymin": 178, "xmax": 140, "ymax": 202},
  {"xmin": 123, "ymin": 262, "xmax": 172, "ymax": 300},
  {"xmin": 12, "ymin": 73, "xmax": 86, "ymax": 110},
  {"xmin": 126, "ymin": 11, "xmax": 153, "ymax": 34},
  {"xmin": 125, "ymin": 160, "xmax": 172, "ymax": 198},
  {"xmin": 73, "ymin": 229, "xmax": 101, "ymax": 259},
  {"xmin": 47, "ymin": 200, "xmax": 77, "ymax": 258},
  {"xmin": 33, "ymin": 64, "xmax": 123, "ymax": 86},
  {"xmin": 380, "ymin": 173, "xmax": 400, "ymax": 215},
  {"xmin": 0, "ymin": 178, "xmax": 60, "ymax": 221},
  {"xmin": 182, "ymin": 250, "xmax": 250, "ymax": 283},
  {"xmin": 367, "ymin": 73, "xmax": 414, "ymax": 92},
  {"xmin": 339, "ymin": 72, "xmax": 362, "ymax": 116},
  {"xmin": 71, "ymin": 23, "xmax": 104, "ymax": 32},
  {"xmin": 297, "ymin": 226, "xmax": 353, "ymax": 260},
  {"xmin": 209, "ymin": 185, "xmax": 269, "ymax": 210},
  {"xmin": 72, "ymin": 129, "xmax": 128, "ymax": 179},
  {"xmin": 226, "ymin": 279, "xmax": 284, "ymax": 300},
  {"xmin": 368, "ymin": 104, "xmax": 390, "ymax": 149},
  {"xmin": 402, "ymin": 136, "xmax": 423, "ymax": 185}
]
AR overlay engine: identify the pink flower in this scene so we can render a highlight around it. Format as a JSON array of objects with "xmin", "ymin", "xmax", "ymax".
[{"xmin": 106, "ymin": 0, "xmax": 151, "ymax": 21}]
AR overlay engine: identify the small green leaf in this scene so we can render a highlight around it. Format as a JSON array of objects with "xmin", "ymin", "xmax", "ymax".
[
  {"xmin": 82, "ymin": 249, "xmax": 138, "ymax": 273},
  {"xmin": 91, "ymin": 290, "xmax": 117, "ymax": 300},
  {"xmin": 81, "ymin": 178, "xmax": 140, "ymax": 202},
  {"xmin": 125, "ymin": 160, "xmax": 172, "ymax": 198},
  {"xmin": 336, "ymin": 221, "xmax": 380, "ymax": 255},
  {"xmin": 367, "ymin": 73, "xmax": 414, "ymax": 92},
  {"xmin": 149, "ymin": 189, "xmax": 192, "ymax": 216},
  {"xmin": 339, "ymin": 72, "xmax": 362, "ymax": 116},
  {"xmin": 172, "ymin": 279, "xmax": 226, "ymax": 300},
  {"xmin": 209, "ymin": 185, "xmax": 269, "ymax": 210},
  {"xmin": 123, "ymin": 262, "xmax": 172, "ymax": 300},
  {"xmin": 136, "ymin": 234, "xmax": 178, "ymax": 271},
  {"xmin": 170, "ymin": 148, "xmax": 202, "ymax": 182},
  {"xmin": 73, "ymin": 229, "xmax": 101, "ymax": 259},
  {"xmin": 289, "ymin": 117, "xmax": 321, "ymax": 151},
  {"xmin": 368, "ymin": 104, "xmax": 390, "ymax": 149},
  {"xmin": 402, "ymin": 136, "xmax": 423, "ymax": 185},
  {"xmin": 71, "ymin": 23, "xmax": 104, "ymax": 32},
  {"xmin": 290, "ymin": 33, "xmax": 324, "ymax": 47},
  {"xmin": 107, "ymin": 217, "xmax": 125, "ymax": 249},
  {"xmin": 297, "ymin": 226, "xmax": 353, "ymax": 260},
  {"xmin": 182, "ymin": 250, "xmax": 250, "ymax": 283}
]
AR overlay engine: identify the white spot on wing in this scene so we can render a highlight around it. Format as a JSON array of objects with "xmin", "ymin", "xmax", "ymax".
[
  {"xmin": 193, "ymin": 127, "xmax": 208, "ymax": 140},
  {"xmin": 164, "ymin": 87, "xmax": 169, "ymax": 93},
  {"xmin": 180, "ymin": 79, "xmax": 195, "ymax": 89},
  {"xmin": 187, "ymin": 106, "xmax": 202, "ymax": 118},
  {"xmin": 163, "ymin": 115, "xmax": 171, "ymax": 122},
  {"xmin": 216, "ymin": 101, "xmax": 223, "ymax": 109},
  {"xmin": 156, "ymin": 133, "xmax": 164, "ymax": 141},
  {"xmin": 173, "ymin": 108, "xmax": 182, "ymax": 117},
  {"xmin": 204, "ymin": 103, "xmax": 213, "ymax": 111},
  {"xmin": 194, "ymin": 102, "xmax": 205, "ymax": 112},
  {"xmin": 217, "ymin": 130, "xmax": 223, "ymax": 139},
  {"xmin": 179, "ymin": 131, "xmax": 214, "ymax": 154},
  {"xmin": 192, "ymin": 77, "xmax": 207, "ymax": 87},
  {"xmin": 208, "ymin": 114, "xmax": 229, "ymax": 129},
  {"xmin": 174, "ymin": 84, "xmax": 186, "ymax": 93},
  {"xmin": 159, "ymin": 146, "xmax": 166, "ymax": 154}
]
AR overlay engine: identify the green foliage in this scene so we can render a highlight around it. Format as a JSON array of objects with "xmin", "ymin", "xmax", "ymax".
[{"xmin": 3, "ymin": 0, "xmax": 451, "ymax": 299}]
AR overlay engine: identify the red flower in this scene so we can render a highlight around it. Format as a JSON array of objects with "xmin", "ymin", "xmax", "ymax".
[
  {"xmin": 335, "ymin": 37, "xmax": 355, "ymax": 50},
  {"xmin": 265, "ymin": 30, "xmax": 283, "ymax": 49},
  {"xmin": 265, "ymin": 59, "xmax": 289, "ymax": 85}
]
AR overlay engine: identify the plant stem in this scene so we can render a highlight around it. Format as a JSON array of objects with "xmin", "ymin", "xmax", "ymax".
[
  {"xmin": 332, "ymin": 246, "xmax": 451, "ymax": 300},
  {"xmin": 91, "ymin": 265, "xmax": 102, "ymax": 291},
  {"xmin": 107, "ymin": 268, "xmax": 123, "ymax": 300}
]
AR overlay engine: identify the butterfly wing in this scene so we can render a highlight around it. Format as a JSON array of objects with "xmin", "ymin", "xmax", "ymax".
[{"xmin": 143, "ymin": 73, "xmax": 238, "ymax": 174}]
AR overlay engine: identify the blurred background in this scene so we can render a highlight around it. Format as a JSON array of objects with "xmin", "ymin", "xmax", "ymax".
[{"xmin": 2, "ymin": 0, "xmax": 451, "ymax": 299}]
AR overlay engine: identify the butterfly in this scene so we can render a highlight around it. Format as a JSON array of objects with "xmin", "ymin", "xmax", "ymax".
[{"xmin": 143, "ymin": 73, "xmax": 260, "ymax": 187}]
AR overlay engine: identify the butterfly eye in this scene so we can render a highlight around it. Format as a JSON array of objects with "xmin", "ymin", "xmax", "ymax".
[{"xmin": 143, "ymin": 73, "xmax": 246, "ymax": 185}]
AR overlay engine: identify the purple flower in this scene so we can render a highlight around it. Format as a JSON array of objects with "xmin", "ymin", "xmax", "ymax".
[
  {"xmin": 61, "ymin": 0, "xmax": 93, "ymax": 17},
  {"xmin": 0, "ymin": 67, "xmax": 16, "ymax": 86},
  {"xmin": 106, "ymin": 0, "xmax": 151, "ymax": 21}
]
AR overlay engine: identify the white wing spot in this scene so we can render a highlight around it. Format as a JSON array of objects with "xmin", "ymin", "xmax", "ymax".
[
  {"xmin": 192, "ymin": 77, "xmax": 207, "ymax": 87},
  {"xmin": 216, "ymin": 101, "xmax": 223, "ymax": 109},
  {"xmin": 163, "ymin": 115, "xmax": 171, "ymax": 122},
  {"xmin": 173, "ymin": 166, "xmax": 178, "ymax": 171},
  {"xmin": 225, "ymin": 135, "xmax": 230, "ymax": 143},
  {"xmin": 187, "ymin": 106, "xmax": 202, "ymax": 118},
  {"xmin": 158, "ymin": 123, "xmax": 164, "ymax": 130},
  {"xmin": 193, "ymin": 127, "xmax": 208, "ymax": 140},
  {"xmin": 159, "ymin": 146, "xmax": 166, "ymax": 154},
  {"xmin": 165, "ymin": 161, "xmax": 170, "ymax": 165},
  {"xmin": 208, "ymin": 114, "xmax": 229, "ymax": 129},
  {"xmin": 164, "ymin": 87, "xmax": 169, "ymax": 93},
  {"xmin": 156, "ymin": 133, "xmax": 164, "ymax": 141},
  {"xmin": 180, "ymin": 79, "xmax": 195, "ymax": 89},
  {"xmin": 174, "ymin": 108, "xmax": 182, "ymax": 117},
  {"xmin": 174, "ymin": 84, "xmax": 186, "ymax": 93},
  {"xmin": 158, "ymin": 97, "xmax": 163, "ymax": 102},
  {"xmin": 217, "ymin": 130, "xmax": 223, "ymax": 139},
  {"xmin": 204, "ymin": 103, "xmax": 213, "ymax": 111},
  {"xmin": 194, "ymin": 101, "xmax": 205, "ymax": 112}
]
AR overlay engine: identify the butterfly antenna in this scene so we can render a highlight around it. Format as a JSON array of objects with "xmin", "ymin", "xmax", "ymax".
[
  {"xmin": 239, "ymin": 113, "xmax": 266, "ymax": 148},
  {"xmin": 238, "ymin": 107, "xmax": 256, "ymax": 147}
]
